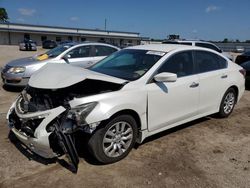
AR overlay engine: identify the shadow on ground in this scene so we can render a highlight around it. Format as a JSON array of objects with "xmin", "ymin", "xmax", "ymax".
[
  {"xmin": 2, "ymin": 84, "xmax": 24, "ymax": 92},
  {"xmin": 7, "ymin": 116, "xmax": 211, "ymax": 173}
]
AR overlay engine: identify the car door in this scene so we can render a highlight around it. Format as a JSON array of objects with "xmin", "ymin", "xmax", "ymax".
[
  {"xmin": 194, "ymin": 50, "xmax": 229, "ymax": 115},
  {"xmin": 146, "ymin": 51, "xmax": 199, "ymax": 132},
  {"xmin": 65, "ymin": 45, "xmax": 94, "ymax": 68}
]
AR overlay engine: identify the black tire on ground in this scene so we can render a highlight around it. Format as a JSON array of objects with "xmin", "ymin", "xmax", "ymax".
[
  {"xmin": 217, "ymin": 88, "xmax": 237, "ymax": 118},
  {"xmin": 88, "ymin": 115, "xmax": 138, "ymax": 164}
]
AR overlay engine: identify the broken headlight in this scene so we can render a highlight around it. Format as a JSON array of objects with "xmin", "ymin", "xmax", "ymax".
[{"xmin": 68, "ymin": 102, "xmax": 97, "ymax": 126}]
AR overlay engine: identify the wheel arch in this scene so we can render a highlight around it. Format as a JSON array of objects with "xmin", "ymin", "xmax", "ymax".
[
  {"xmin": 108, "ymin": 109, "xmax": 142, "ymax": 131},
  {"xmin": 99, "ymin": 109, "xmax": 142, "ymax": 141}
]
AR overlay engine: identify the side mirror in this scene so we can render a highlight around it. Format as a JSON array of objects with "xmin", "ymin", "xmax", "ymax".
[
  {"xmin": 62, "ymin": 54, "xmax": 71, "ymax": 64},
  {"xmin": 65, "ymin": 54, "xmax": 71, "ymax": 59},
  {"xmin": 154, "ymin": 72, "xmax": 177, "ymax": 82}
]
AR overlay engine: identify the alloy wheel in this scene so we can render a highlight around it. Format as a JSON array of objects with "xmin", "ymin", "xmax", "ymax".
[{"xmin": 102, "ymin": 121, "xmax": 133, "ymax": 158}]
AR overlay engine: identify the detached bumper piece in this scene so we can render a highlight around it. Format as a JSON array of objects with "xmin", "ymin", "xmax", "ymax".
[{"xmin": 56, "ymin": 129, "xmax": 79, "ymax": 173}]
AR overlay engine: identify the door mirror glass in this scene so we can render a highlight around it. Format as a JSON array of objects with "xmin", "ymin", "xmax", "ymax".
[{"xmin": 154, "ymin": 72, "xmax": 177, "ymax": 82}]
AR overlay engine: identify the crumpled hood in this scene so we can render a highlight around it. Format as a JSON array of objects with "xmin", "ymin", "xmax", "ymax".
[{"xmin": 29, "ymin": 63, "xmax": 127, "ymax": 89}]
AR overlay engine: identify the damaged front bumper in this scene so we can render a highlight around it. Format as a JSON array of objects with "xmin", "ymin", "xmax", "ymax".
[
  {"xmin": 7, "ymin": 96, "xmax": 66, "ymax": 158},
  {"xmin": 7, "ymin": 89, "xmax": 103, "ymax": 172}
]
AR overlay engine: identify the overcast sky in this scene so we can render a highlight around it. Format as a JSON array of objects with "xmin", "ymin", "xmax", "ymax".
[{"xmin": 1, "ymin": 0, "xmax": 250, "ymax": 41}]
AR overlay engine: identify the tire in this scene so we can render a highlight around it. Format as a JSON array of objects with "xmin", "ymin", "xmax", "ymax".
[
  {"xmin": 88, "ymin": 115, "xmax": 138, "ymax": 164},
  {"xmin": 218, "ymin": 88, "xmax": 237, "ymax": 118}
]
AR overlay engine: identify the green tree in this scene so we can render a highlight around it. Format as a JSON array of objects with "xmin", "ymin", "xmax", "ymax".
[
  {"xmin": 0, "ymin": 8, "xmax": 9, "ymax": 22},
  {"xmin": 222, "ymin": 38, "xmax": 228, "ymax": 43}
]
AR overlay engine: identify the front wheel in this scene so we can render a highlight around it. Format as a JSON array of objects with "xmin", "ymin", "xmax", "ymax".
[
  {"xmin": 88, "ymin": 115, "xmax": 138, "ymax": 164},
  {"xmin": 218, "ymin": 88, "xmax": 237, "ymax": 118}
]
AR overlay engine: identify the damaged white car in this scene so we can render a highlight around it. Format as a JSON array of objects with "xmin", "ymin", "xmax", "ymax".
[{"xmin": 7, "ymin": 44, "xmax": 245, "ymax": 172}]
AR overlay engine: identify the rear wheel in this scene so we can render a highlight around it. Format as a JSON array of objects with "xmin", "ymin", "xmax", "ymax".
[
  {"xmin": 218, "ymin": 88, "xmax": 237, "ymax": 118},
  {"xmin": 88, "ymin": 115, "xmax": 137, "ymax": 164}
]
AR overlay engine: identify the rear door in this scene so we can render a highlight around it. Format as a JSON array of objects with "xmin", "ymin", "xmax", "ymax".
[{"xmin": 194, "ymin": 50, "xmax": 228, "ymax": 114}]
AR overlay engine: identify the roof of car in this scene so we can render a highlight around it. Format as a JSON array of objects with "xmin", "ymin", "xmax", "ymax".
[
  {"xmin": 61, "ymin": 41, "xmax": 120, "ymax": 49},
  {"xmin": 163, "ymin": 40, "xmax": 215, "ymax": 44},
  {"xmin": 127, "ymin": 44, "xmax": 198, "ymax": 53}
]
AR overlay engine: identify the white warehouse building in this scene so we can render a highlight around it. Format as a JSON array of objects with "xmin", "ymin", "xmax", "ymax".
[{"xmin": 0, "ymin": 23, "xmax": 141, "ymax": 47}]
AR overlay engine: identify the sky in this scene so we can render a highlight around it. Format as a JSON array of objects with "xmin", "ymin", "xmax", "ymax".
[{"xmin": 1, "ymin": 0, "xmax": 250, "ymax": 41}]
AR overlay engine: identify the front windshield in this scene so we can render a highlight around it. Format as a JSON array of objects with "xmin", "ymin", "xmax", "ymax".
[
  {"xmin": 90, "ymin": 49, "xmax": 164, "ymax": 81},
  {"xmin": 45, "ymin": 44, "xmax": 72, "ymax": 58}
]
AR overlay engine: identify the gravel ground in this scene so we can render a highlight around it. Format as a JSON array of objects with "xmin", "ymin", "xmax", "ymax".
[{"xmin": 0, "ymin": 45, "xmax": 249, "ymax": 188}]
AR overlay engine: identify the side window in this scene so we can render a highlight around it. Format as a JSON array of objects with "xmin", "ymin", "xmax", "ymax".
[
  {"xmin": 196, "ymin": 43, "xmax": 221, "ymax": 53},
  {"xmin": 67, "ymin": 46, "xmax": 91, "ymax": 58},
  {"xmin": 158, "ymin": 51, "xmax": 194, "ymax": 77},
  {"xmin": 195, "ymin": 51, "xmax": 224, "ymax": 73},
  {"xmin": 217, "ymin": 55, "xmax": 228, "ymax": 69},
  {"xmin": 94, "ymin": 46, "xmax": 118, "ymax": 56}
]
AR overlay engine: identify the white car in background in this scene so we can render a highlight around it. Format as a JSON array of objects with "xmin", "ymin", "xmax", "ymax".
[
  {"xmin": 7, "ymin": 44, "xmax": 245, "ymax": 172},
  {"xmin": 163, "ymin": 40, "xmax": 233, "ymax": 60},
  {"xmin": 1, "ymin": 42, "xmax": 119, "ymax": 87}
]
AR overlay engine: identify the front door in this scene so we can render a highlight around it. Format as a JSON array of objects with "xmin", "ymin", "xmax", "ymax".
[{"xmin": 146, "ymin": 51, "xmax": 199, "ymax": 132}]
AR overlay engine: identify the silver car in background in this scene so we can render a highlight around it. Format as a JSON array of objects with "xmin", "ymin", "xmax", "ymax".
[
  {"xmin": 1, "ymin": 42, "xmax": 120, "ymax": 87},
  {"xmin": 19, "ymin": 40, "xmax": 37, "ymax": 51}
]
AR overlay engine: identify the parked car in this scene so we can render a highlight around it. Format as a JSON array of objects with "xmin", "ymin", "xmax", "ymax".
[
  {"xmin": 7, "ymin": 44, "xmax": 245, "ymax": 172},
  {"xmin": 1, "ymin": 42, "xmax": 120, "ymax": 87},
  {"xmin": 42, "ymin": 40, "xmax": 57, "ymax": 49},
  {"xmin": 235, "ymin": 46, "xmax": 245, "ymax": 53},
  {"xmin": 162, "ymin": 40, "xmax": 233, "ymax": 60},
  {"xmin": 235, "ymin": 51, "xmax": 250, "ymax": 65},
  {"xmin": 19, "ymin": 39, "xmax": 37, "ymax": 51},
  {"xmin": 235, "ymin": 51, "xmax": 250, "ymax": 84},
  {"xmin": 239, "ymin": 61, "xmax": 250, "ymax": 84}
]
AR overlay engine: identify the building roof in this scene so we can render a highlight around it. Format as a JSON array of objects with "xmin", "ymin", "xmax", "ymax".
[{"xmin": 0, "ymin": 22, "xmax": 140, "ymax": 39}]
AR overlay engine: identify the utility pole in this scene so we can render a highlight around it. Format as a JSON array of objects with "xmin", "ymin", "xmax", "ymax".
[
  {"xmin": 7, "ymin": 21, "xmax": 11, "ymax": 45},
  {"xmin": 104, "ymin": 18, "xmax": 107, "ymax": 31}
]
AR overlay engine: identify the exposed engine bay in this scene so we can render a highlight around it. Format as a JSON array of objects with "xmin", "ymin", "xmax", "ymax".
[{"xmin": 7, "ymin": 79, "xmax": 124, "ymax": 172}]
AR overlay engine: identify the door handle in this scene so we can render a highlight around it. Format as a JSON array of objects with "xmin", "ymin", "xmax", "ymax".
[
  {"xmin": 190, "ymin": 82, "xmax": 199, "ymax": 88},
  {"xmin": 221, "ymin": 74, "xmax": 228, "ymax": 79}
]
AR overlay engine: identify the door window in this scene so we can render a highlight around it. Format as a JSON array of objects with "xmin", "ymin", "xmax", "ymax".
[
  {"xmin": 67, "ymin": 46, "xmax": 91, "ymax": 58},
  {"xmin": 157, "ymin": 51, "xmax": 194, "ymax": 77},
  {"xmin": 195, "ymin": 51, "xmax": 227, "ymax": 73},
  {"xmin": 94, "ymin": 45, "xmax": 118, "ymax": 56}
]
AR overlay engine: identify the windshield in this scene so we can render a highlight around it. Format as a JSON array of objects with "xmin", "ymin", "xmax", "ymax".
[
  {"xmin": 90, "ymin": 49, "xmax": 164, "ymax": 81},
  {"xmin": 45, "ymin": 44, "xmax": 72, "ymax": 58}
]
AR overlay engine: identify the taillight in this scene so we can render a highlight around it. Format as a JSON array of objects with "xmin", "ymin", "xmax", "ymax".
[{"xmin": 239, "ymin": 69, "xmax": 246, "ymax": 78}]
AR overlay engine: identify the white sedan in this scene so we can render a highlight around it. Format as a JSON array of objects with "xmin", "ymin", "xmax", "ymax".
[{"xmin": 7, "ymin": 44, "xmax": 245, "ymax": 172}]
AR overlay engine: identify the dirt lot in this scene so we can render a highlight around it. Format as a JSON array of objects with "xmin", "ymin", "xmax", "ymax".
[{"xmin": 0, "ymin": 45, "xmax": 249, "ymax": 188}]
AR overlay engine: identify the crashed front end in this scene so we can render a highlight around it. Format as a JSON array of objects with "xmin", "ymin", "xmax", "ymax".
[
  {"xmin": 7, "ymin": 79, "xmax": 123, "ymax": 172},
  {"xmin": 7, "ymin": 63, "xmax": 126, "ymax": 172}
]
